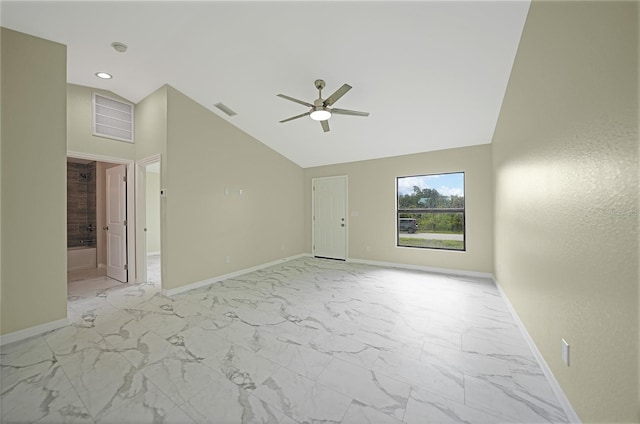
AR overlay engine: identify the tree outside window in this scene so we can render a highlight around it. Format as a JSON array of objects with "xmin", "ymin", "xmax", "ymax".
[{"xmin": 397, "ymin": 172, "xmax": 465, "ymax": 251}]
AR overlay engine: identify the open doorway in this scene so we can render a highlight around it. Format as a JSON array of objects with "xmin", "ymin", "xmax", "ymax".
[
  {"xmin": 67, "ymin": 152, "xmax": 136, "ymax": 285},
  {"xmin": 135, "ymin": 155, "xmax": 162, "ymax": 286}
]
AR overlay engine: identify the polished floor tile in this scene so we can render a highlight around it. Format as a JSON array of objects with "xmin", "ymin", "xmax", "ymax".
[{"xmin": 1, "ymin": 257, "xmax": 569, "ymax": 423}]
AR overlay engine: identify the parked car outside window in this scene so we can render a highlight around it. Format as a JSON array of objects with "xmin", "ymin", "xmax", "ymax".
[{"xmin": 398, "ymin": 218, "xmax": 418, "ymax": 233}]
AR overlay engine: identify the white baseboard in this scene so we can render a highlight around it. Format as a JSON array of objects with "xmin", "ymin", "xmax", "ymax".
[
  {"xmin": 0, "ymin": 318, "xmax": 69, "ymax": 346},
  {"xmin": 347, "ymin": 257, "xmax": 493, "ymax": 279},
  {"xmin": 162, "ymin": 253, "xmax": 308, "ymax": 297},
  {"xmin": 493, "ymin": 277, "xmax": 581, "ymax": 423}
]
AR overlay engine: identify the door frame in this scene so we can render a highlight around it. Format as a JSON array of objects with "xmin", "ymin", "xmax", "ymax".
[
  {"xmin": 67, "ymin": 150, "xmax": 136, "ymax": 283},
  {"xmin": 312, "ymin": 175, "xmax": 348, "ymax": 260},
  {"xmin": 135, "ymin": 154, "xmax": 162, "ymax": 285}
]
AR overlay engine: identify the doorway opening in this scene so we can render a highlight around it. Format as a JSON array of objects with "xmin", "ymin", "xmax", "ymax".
[
  {"xmin": 135, "ymin": 155, "xmax": 162, "ymax": 287},
  {"xmin": 66, "ymin": 152, "xmax": 136, "ymax": 286}
]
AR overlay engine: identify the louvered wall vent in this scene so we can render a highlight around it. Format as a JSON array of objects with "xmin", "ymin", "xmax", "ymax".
[{"xmin": 93, "ymin": 93, "xmax": 134, "ymax": 143}]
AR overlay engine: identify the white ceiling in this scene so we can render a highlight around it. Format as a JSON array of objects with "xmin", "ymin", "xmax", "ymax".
[{"xmin": 1, "ymin": 1, "xmax": 530, "ymax": 168}]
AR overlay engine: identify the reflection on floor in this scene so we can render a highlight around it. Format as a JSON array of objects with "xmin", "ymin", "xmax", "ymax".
[
  {"xmin": 1, "ymin": 257, "xmax": 569, "ymax": 423},
  {"xmin": 146, "ymin": 253, "xmax": 161, "ymax": 285},
  {"xmin": 68, "ymin": 267, "xmax": 106, "ymax": 282}
]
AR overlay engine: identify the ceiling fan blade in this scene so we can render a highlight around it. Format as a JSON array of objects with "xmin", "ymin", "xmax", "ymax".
[
  {"xmin": 321, "ymin": 120, "xmax": 330, "ymax": 132},
  {"xmin": 277, "ymin": 94, "xmax": 313, "ymax": 107},
  {"xmin": 331, "ymin": 108, "xmax": 370, "ymax": 117},
  {"xmin": 324, "ymin": 84, "xmax": 352, "ymax": 106},
  {"xmin": 279, "ymin": 112, "xmax": 310, "ymax": 123}
]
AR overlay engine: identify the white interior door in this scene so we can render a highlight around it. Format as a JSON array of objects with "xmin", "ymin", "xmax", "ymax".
[
  {"xmin": 313, "ymin": 176, "xmax": 347, "ymax": 260},
  {"xmin": 106, "ymin": 165, "xmax": 128, "ymax": 282}
]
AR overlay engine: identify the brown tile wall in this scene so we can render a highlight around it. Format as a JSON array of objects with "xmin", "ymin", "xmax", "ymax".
[{"xmin": 67, "ymin": 162, "xmax": 96, "ymax": 248}]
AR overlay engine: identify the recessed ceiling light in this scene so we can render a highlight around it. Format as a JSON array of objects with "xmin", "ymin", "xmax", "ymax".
[{"xmin": 95, "ymin": 72, "xmax": 112, "ymax": 79}]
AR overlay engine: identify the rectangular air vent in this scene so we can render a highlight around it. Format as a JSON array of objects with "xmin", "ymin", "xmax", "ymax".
[
  {"xmin": 214, "ymin": 102, "xmax": 237, "ymax": 117},
  {"xmin": 93, "ymin": 93, "xmax": 134, "ymax": 143}
]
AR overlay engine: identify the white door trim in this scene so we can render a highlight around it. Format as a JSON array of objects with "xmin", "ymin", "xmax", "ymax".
[
  {"xmin": 312, "ymin": 175, "xmax": 348, "ymax": 260},
  {"xmin": 135, "ymin": 154, "xmax": 162, "ymax": 285},
  {"xmin": 67, "ymin": 151, "xmax": 136, "ymax": 283}
]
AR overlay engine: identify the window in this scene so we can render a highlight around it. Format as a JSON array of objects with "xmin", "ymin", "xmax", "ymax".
[{"xmin": 397, "ymin": 172, "xmax": 465, "ymax": 251}]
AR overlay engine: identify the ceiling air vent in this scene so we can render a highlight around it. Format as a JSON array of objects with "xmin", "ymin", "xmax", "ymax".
[
  {"xmin": 93, "ymin": 93, "xmax": 134, "ymax": 143},
  {"xmin": 214, "ymin": 102, "xmax": 237, "ymax": 117}
]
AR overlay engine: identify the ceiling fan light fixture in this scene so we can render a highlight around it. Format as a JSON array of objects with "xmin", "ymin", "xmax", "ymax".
[
  {"xmin": 310, "ymin": 107, "xmax": 331, "ymax": 121},
  {"xmin": 278, "ymin": 80, "xmax": 368, "ymax": 132}
]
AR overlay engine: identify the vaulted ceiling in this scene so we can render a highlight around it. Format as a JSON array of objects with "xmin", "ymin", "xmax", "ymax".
[{"xmin": 1, "ymin": 1, "xmax": 530, "ymax": 168}]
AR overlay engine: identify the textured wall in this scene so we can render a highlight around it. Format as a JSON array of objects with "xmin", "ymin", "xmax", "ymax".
[
  {"xmin": 163, "ymin": 86, "xmax": 305, "ymax": 290},
  {"xmin": 492, "ymin": 2, "xmax": 638, "ymax": 421},
  {"xmin": 1, "ymin": 28, "xmax": 67, "ymax": 334},
  {"xmin": 67, "ymin": 84, "xmax": 136, "ymax": 159},
  {"xmin": 133, "ymin": 85, "xmax": 168, "ymax": 283},
  {"xmin": 303, "ymin": 144, "xmax": 493, "ymax": 273}
]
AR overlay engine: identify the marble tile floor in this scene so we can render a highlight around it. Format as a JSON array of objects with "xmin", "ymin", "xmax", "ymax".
[
  {"xmin": 68, "ymin": 267, "xmax": 107, "ymax": 283},
  {"xmin": 1, "ymin": 257, "xmax": 569, "ymax": 424}
]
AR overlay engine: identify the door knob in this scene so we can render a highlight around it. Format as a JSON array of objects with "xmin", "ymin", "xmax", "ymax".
[
  {"xmin": 341, "ymin": 224, "xmax": 345, "ymax": 227},
  {"xmin": 103, "ymin": 226, "xmax": 109, "ymax": 230}
]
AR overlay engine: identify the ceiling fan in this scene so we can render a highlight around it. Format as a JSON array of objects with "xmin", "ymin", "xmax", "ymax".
[{"xmin": 277, "ymin": 79, "xmax": 369, "ymax": 133}]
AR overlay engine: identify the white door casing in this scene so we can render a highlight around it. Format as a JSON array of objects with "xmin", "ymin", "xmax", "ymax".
[
  {"xmin": 106, "ymin": 165, "xmax": 128, "ymax": 282},
  {"xmin": 313, "ymin": 175, "xmax": 347, "ymax": 260},
  {"xmin": 68, "ymin": 151, "xmax": 136, "ymax": 283}
]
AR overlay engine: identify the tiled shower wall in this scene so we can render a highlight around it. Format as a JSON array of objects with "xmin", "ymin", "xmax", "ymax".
[{"xmin": 67, "ymin": 162, "xmax": 96, "ymax": 248}]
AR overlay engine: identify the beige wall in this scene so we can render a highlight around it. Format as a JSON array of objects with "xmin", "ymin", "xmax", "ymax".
[
  {"xmin": 1, "ymin": 28, "xmax": 67, "ymax": 334},
  {"xmin": 134, "ymin": 85, "xmax": 168, "ymax": 283},
  {"xmin": 135, "ymin": 85, "xmax": 168, "ymax": 164},
  {"xmin": 163, "ymin": 86, "xmax": 304, "ymax": 290},
  {"xmin": 145, "ymin": 171, "xmax": 161, "ymax": 254},
  {"xmin": 67, "ymin": 84, "xmax": 136, "ymax": 160},
  {"xmin": 304, "ymin": 144, "xmax": 493, "ymax": 273},
  {"xmin": 1, "ymin": 28, "xmax": 3, "ymax": 314},
  {"xmin": 492, "ymin": 2, "xmax": 639, "ymax": 422}
]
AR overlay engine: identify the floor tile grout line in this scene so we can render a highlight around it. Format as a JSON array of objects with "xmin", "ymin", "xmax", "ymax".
[
  {"xmin": 59, "ymin": 257, "xmax": 568, "ymax": 423},
  {"xmin": 41, "ymin": 333, "xmax": 98, "ymax": 424}
]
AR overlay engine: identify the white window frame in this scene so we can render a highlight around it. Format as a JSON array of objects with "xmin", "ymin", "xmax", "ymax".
[{"xmin": 396, "ymin": 172, "xmax": 466, "ymax": 251}]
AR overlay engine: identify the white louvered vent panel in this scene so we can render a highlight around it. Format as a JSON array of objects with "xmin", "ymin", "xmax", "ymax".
[
  {"xmin": 93, "ymin": 93, "xmax": 134, "ymax": 143},
  {"xmin": 95, "ymin": 125, "xmax": 132, "ymax": 141},
  {"xmin": 95, "ymin": 104, "xmax": 131, "ymax": 122},
  {"xmin": 95, "ymin": 114, "xmax": 132, "ymax": 131}
]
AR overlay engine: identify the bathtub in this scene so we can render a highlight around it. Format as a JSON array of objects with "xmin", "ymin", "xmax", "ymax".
[{"xmin": 67, "ymin": 246, "xmax": 97, "ymax": 271}]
